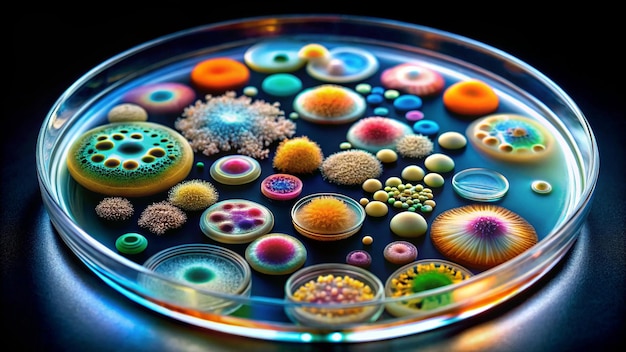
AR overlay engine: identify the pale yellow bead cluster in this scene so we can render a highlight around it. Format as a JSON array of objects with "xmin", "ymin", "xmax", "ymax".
[{"xmin": 292, "ymin": 273, "xmax": 375, "ymax": 317}]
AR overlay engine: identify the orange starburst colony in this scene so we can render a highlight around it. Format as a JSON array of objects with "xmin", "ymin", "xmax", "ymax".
[
  {"xmin": 272, "ymin": 136, "xmax": 324, "ymax": 174},
  {"xmin": 296, "ymin": 196, "xmax": 356, "ymax": 233}
]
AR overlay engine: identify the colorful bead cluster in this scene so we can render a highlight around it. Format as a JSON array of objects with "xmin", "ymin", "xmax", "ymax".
[
  {"xmin": 384, "ymin": 183, "xmax": 436, "ymax": 213},
  {"xmin": 292, "ymin": 273, "xmax": 376, "ymax": 317}
]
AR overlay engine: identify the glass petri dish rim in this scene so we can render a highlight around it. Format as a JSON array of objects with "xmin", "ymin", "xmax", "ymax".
[{"xmin": 35, "ymin": 13, "xmax": 600, "ymax": 343}]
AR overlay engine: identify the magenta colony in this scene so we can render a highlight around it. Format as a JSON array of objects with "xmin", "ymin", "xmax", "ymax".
[{"xmin": 65, "ymin": 38, "xmax": 568, "ymax": 315}]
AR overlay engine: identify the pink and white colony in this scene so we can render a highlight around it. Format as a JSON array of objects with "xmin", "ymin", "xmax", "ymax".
[{"xmin": 175, "ymin": 91, "xmax": 296, "ymax": 159}]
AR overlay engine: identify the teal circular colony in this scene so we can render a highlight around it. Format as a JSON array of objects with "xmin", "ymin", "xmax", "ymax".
[
  {"xmin": 66, "ymin": 121, "xmax": 194, "ymax": 197},
  {"xmin": 467, "ymin": 113, "xmax": 554, "ymax": 162},
  {"xmin": 140, "ymin": 244, "xmax": 252, "ymax": 315}
]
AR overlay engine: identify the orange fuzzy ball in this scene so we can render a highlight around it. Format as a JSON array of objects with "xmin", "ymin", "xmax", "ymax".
[
  {"xmin": 272, "ymin": 136, "xmax": 324, "ymax": 174},
  {"xmin": 300, "ymin": 85, "xmax": 356, "ymax": 118},
  {"xmin": 296, "ymin": 196, "xmax": 356, "ymax": 233}
]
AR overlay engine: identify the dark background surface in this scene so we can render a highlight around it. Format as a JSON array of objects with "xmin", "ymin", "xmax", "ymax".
[{"xmin": 4, "ymin": 6, "xmax": 624, "ymax": 351}]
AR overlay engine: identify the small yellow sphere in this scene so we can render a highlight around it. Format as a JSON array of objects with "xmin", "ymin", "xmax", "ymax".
[
  {"xmin": 390, "ymin": 211, "xmax": 427, "ymax": 237},
  {"xmin": 362, "ymin": 235, "xmax": 374, "ymax": 245},
  {"xmin": 359, "ymin": 197, "xmax": 370, "ymax": 206},
  {"xmin": 376, "ymin": 148, "xmax": 398, "ymax": 163},
  {"xmin": 362, "ymin": 178, "xmax": 383, "ymax": 193},
  {"xmin": 373, "ymin": 190, "xmax": 389, "ymax": 202},
  {"xmin": 401, "ymin": 165, "xmax": 425, "ymax": 182},
  {"xmin": 438, "ymin": 131, "xmax": 467, "ymax": 150},
  {"xmin": 385, "ymin": 176, "xmax": 403, "ymax": 187},
  {"xmin": 424, "ymin": 153, "xmax": 455, "ymax": 173},
  {"xmin": 365, "ymin": 200, "xmax": 388, "ymax": 217},
  {"xmin": 424, "ymin": 173, "xmax": 445, "ymax": 188}
]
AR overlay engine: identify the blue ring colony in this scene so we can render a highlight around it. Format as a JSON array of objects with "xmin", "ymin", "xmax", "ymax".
[{"xmin": 66, "ymin": 121, "xmax": 194, "ymax": 197}]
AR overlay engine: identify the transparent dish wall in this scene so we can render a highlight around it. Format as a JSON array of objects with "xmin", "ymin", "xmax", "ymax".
[{"xmin": 36, "ymin": 14, "xmax": 599, "ymax": 343}]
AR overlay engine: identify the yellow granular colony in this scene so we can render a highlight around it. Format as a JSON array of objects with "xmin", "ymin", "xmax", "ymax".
[
  {"xmin": 272, "ymin": 136, "xmax": 324, "ymax": 174},
  {"xmin": 301, "ymin": 85, "xmax": 356, "ymax": 118},
  {"xmin": 320, "ymin": 150, "xmax": 383, "ymax": 186},
  {"xmin": 296, "ymin": 196, "xmax": 356, "ymax": 233},
  {"xmin": 167, "ymin": 179, "xmax": 219, "ymax": 211},
  {"xmin": 292, "ymin": 274, "xmax": 375, "ymax": 317}
]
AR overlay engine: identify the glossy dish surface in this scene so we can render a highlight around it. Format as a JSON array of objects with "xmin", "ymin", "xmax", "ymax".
[{"xmin": 36, "ymin": 14, "xmax": 598, "ymax": 343}]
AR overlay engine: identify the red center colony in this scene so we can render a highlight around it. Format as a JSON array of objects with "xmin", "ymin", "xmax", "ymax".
[
  {"xmin": 352, "ymin": 117, "xmax": 404, "ymax": 144},
  {"xmin": 256, "ymin": 237, "xmax": 295, "ymax": 264}
]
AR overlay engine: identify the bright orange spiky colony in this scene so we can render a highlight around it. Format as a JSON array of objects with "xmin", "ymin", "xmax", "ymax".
[
  {"xmin": 272, "ymin": 136, "xmax": 324, "ymax": 174},
  {"xmin": 296, "ymin": 196, "xmax": 355, "ymax": 233},
  {"xmin": 301, "ymin": 85, "xmax": 355, "ymax": 117}
]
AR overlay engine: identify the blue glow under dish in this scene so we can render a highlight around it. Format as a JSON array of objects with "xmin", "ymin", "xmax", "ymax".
[{"xmin": 452, "ymin": 168, "xmax": 510, "ymax": 202}]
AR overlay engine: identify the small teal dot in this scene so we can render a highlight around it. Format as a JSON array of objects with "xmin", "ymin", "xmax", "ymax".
[
  {"xmin": 261, "ymin": 73, "xmax": 302, "ymax": 96},
  {"xmin": 373, "ymin": 107, "xmax": 389, "ymax": 116}
]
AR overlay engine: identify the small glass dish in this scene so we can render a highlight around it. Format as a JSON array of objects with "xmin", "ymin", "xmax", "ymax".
[
  {"xmin": 384, "ymin": 259, "xmax": 473, "ymax": 317},
  {"xmin": 291, "ymin": 193, "xmax": 365, "ymax": 241},
  {"xmin": 140, "ymin": 244, "xmax": 252, "ymax": 315},
  {"xmin": 284, "ymin": 263, "xmax": 385, "ymax": 327}
]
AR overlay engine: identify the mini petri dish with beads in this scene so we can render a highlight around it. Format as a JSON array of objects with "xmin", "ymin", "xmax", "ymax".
[
  {"xmin": 290, "ymin": 193, "xmax": 366, "ymax": 241},
  {"xmin": 140, "ymin": 244, "xmax": 252, "ymax": 315},
  {"xmin": 284, "ymin": 263, "xmax": 385, "ymax": 327},
  {"xmin": 384, "ymin": 259, "xmax": 473, "ymax": 317}
]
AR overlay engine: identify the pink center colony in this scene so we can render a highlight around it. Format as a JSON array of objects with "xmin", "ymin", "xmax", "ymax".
[
  {"xmin": 352, "ymin": 117, "xmax": 405, "ymax": 145},
  {"xmin": 221, "ymin": 159, "xmax": 251, "ymax": 174},
  {"xmin": 467, "ymin": 216, "xmax": 507, "ymax": 238},
  {"xmin": 255, "ymin": 238, "xmax": 296, "ymax": 264},
  {"xmin": 208, "ymin": 204, "xmax": 265, "ymax": 233}
]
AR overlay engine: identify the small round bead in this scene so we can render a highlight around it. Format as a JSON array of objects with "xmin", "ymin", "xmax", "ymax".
[
  {"xmin": 438, "ymin": 131, "xmax": 467, "ymax": 150},
  {"xmin": 424, "ymin": 153, "xmax": 455, "ymax": 173},
  {"xmin": 362, "ymin": 178, "xmax": 383, "ymax": 193},
  {"xmin": 372, "ymin": 190, "xmax": 389, "ymax": 202},
  {"xmin": 376, "ymin": 149, "xmax": 398, "ymax": 163},
  {"xmin": 385, "ymin": 176, "xmax": 403, "ymax": 187},
  {"xmin": 365, "ymin": 200, "xmax": 388, "ymax": 217},
  {"xmin": 401, "ymin": 165, "xmax": 425, "ymax": 182},
  {"xmin": 423, "ymin": 173, "xmax": 445, "ymax": 188},
  {"xmin": 362, "ymin": 235, "xmax": 374, "ymax": 245}
]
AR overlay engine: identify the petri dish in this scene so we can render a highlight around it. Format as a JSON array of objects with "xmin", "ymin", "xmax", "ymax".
[
  {"xmin": 140, "ymin": 244, "xmax": 252, "ymax": 315},
  {"xmin": 36, "ymin": 15, "xmax": 599, "ymax": 343}
]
